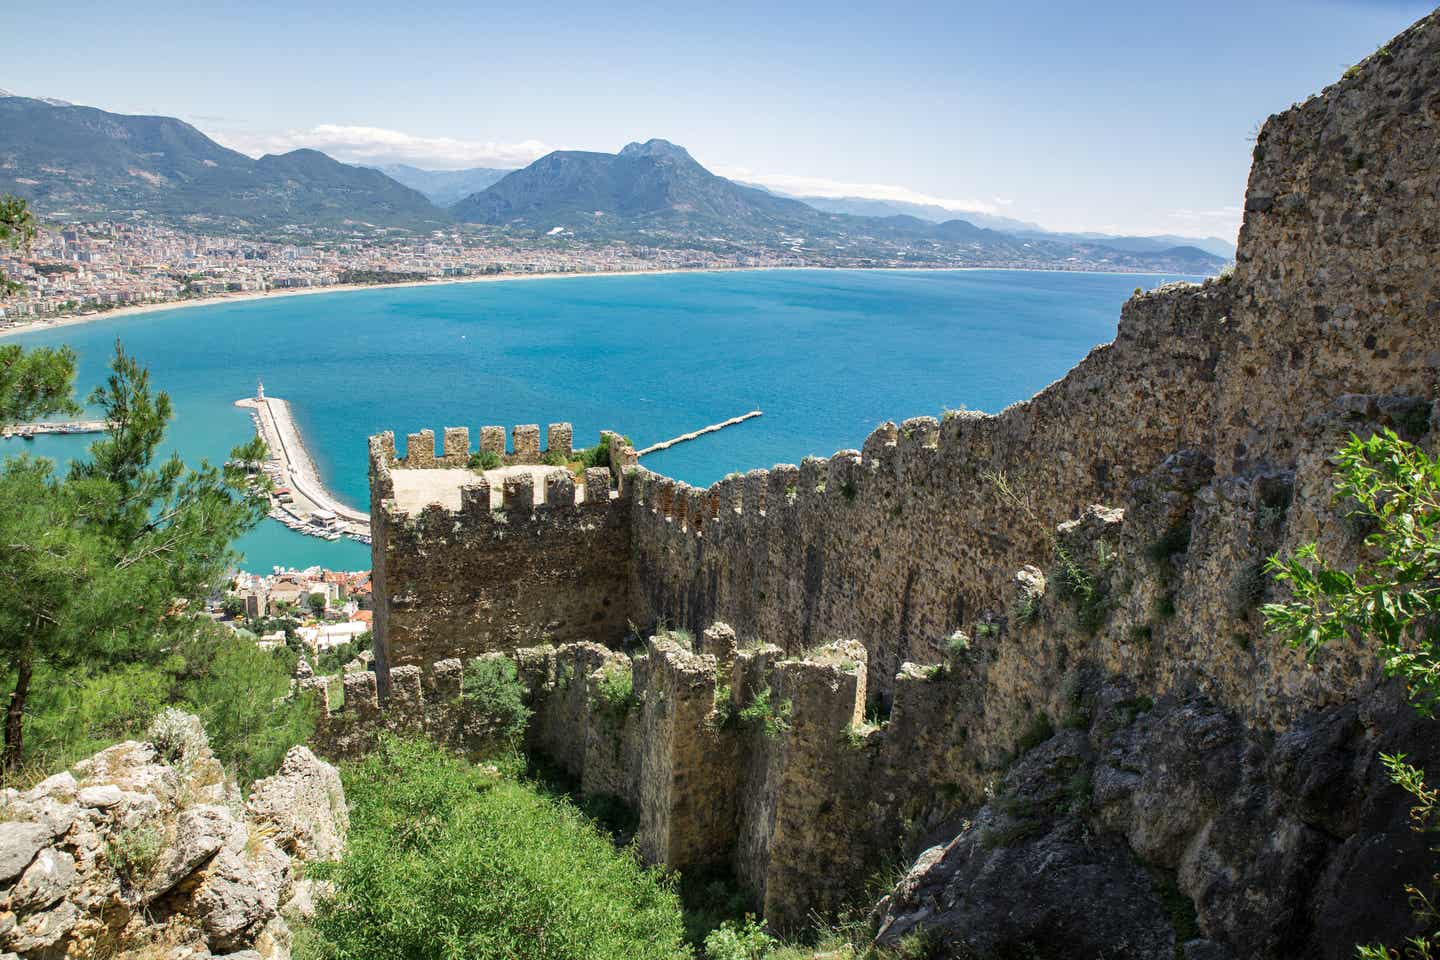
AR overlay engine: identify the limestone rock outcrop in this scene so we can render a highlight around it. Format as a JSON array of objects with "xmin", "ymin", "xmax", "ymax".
[{"xmin": 0, "ymin": 715, "xmax": 346, "ymax": 960}]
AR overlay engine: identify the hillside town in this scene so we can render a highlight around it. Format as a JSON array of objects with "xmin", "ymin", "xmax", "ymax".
[
  {"xmin": 0, "ymin": 220, "xmax": 804, "ymax": 323},
  {"xmin": 215, "ymin": 565, "xmax": 374, "ymax": 660}
]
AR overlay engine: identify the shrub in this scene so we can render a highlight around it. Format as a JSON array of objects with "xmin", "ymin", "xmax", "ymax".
[
  {"xmin": 1264, "ymin": 428, "xmax": 1440, "ymax": 957},
  {"xmin": 106, "ymin": 824, "xmax": 163, "ymax": 883},
  {"xmin": 462, "ymin": 656, "xmax": 532, "ymax": 747},
  {"xmin": 468, "ymin": 449, "xmax": 503, "ymax": 471},
  {"xmin": 540, "ymin": 449, "xmax": 568, "ymax": 467},
  {"xmin": 147, "ymin": 707, "xmax": 210, "ymax": 768},
  {"xmin": 1016, "ymin": 714, "xmax": 1054, "ymax": 753},
  {"xmin": 21, "ymin": 662, "xmax": 175, "ymax": 773},
  {"xmin": 739, "ymin": 686, "xmax": 791, "ymax": 740},
  {"xmin": 298, "ymin": 737, "xmax": 688, "ymax": 960},
  {"xmin": 705, "ymin": 915, "xmax": 775, "ymax": 960},
  {"xmin": 943, "ymin": 630, "xmax": 971, "ymax": 661},
  {"xmin": 595, "ymin": 664, "xmax": 636, "ymax": 724},
  {"xmin": 184, "ymin": 633, "xmax": 316, "ymax": 787}
]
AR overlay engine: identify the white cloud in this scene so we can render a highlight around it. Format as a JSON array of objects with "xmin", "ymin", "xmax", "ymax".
[
  {"xmin": 206, "ymin": 123, "xmax": 552, "ymax": 170},
  {"xmin": 711, "ymin": 165, "xmax": 998, "ymax": 214}
]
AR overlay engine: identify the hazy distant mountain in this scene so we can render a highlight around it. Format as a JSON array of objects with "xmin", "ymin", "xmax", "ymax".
[
  {"xmin": 451, "ymin": 139, "xmax": 1225, "ymax": 273},
  {"xmin": 771, "ymin": 192, "xmax": 1044, "ymax": 234},
  {"xmin": 373, "ymin": 163, "xmax": 512, "ymax": 207},
  {"xmin": 0, "ymin": 95, "xmax": 445, "ymax": 230},
  {"xmin": 785, "ymin": 192, "xmax": 1236, "ymax": 260}
]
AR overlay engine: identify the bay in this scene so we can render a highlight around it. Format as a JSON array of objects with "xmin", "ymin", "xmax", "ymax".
[{"xmin": 6, "ymin": 268, "xmax": 1197, "ymax": 571}]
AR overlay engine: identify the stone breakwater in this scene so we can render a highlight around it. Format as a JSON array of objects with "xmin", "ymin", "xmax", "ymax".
[
  {"xmin": 236, "ymin": 394, "xmax": 372, "ymax": 544},
  {"xmin": 358, "ymin": 10, "xmax": 1440, "ymax": 957},
  {"xmin": 634, "ymin": 409, "xmax": 762, "ymax": 456}
]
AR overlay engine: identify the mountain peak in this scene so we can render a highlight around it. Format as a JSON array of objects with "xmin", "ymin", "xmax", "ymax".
[{"xmin": 618, "ymin": 139, "xmax": 694, "ymax": 163}]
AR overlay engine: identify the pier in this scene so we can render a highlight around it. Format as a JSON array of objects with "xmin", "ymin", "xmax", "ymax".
[
  {"xmin": 235, "ymin": 384, "xmax": 371, "ymax": 545},
  {"xmin": 635, "ymin": 410, "xmax": 762, "ymax": 457},
  {"xmin": 1, "ymin": 419, "xmax": 108, "ymax": 440}
]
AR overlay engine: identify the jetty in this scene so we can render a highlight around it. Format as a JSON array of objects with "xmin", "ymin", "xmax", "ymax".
[
  {"xmin": 235, "ymin": 382, "xmax": 371, "ymax": 545},
  {"xmin": 1, "ymin": 419, "xmax": 107, "ymax": 440},
  {"xmin": 635, "ymin": 410, "xmax": 762, "ymax": 457}
]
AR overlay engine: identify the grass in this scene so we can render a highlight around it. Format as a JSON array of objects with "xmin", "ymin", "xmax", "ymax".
[{"xmin": 297, "ymin": 737, "xmax": 689, "ymax": 960}]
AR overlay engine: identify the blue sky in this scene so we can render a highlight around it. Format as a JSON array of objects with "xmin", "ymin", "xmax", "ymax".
[{"xmin": 4, "ymin": 0, "xmax": 1432, "ymax": 238}]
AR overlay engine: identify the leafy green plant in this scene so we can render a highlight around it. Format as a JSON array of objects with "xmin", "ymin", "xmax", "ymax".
[
  {"xmin": 739, "ymin": 686, "xmax": 791, "ymax": 740},
  {"xmin": 462, "ymin": 656, "xmax": 532, "ymax": 748},
  {"xmin": 1264, "ymin": 428, "xmax": 1440, "ymax": 957},
  {"xmin": 704, "ymin": 915, "xmax": 775, "ymax": 960},
  {"xmin": 468, "ymin": 448, "xmax": 503, "ymax": 471},
  {"xmin": 595, "ymin": 663, "xmax": 637, "ymax": 724}
]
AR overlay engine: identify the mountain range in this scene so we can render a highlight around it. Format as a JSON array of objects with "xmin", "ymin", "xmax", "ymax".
[
  {"xmin": 0, "ymin": 96, "xmax": 443, "ymax": 230},
  {"xmin": 0, "ymin": 92, "xmax": 1228, "ymax": 272},
  {"xmin": 371, "ymin": 163, "xmax": 510, "ymax": 207}
]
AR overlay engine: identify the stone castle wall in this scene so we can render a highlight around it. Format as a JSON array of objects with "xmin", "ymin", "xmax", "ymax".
[
  {"xmin": 354, "ymin": 12, "xmax": 1440, "ymax": 953},
  {"xmin": 368, "ymin": 427, "xmax": 634, "ymax": 696},
  {"xmin": 623, "ymin": 11, "xmax": 1440, "ymax": 730},
  {"xmin": 313, "ymin": 628, "xmax": 976, "ymax": 933}
]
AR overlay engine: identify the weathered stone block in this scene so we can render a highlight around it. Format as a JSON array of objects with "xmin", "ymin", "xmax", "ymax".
[
  {"xmin": 342, "ymin": 672, "xmax": 379, "ymax": 721},
  {"xmin": 441, "ymin": 427, "xmax": 470, "ymax": 465},
  {"xmin": 583, "ymin": 468, "xmax": 611, "ymax": 504},
  {"xmin": 547, "ymin": 423, "xmax": 573, "ymax": 459},
  {"xmin": 404, "ymin": 429, "xmax": 436, "ymax": 468},
  {"xmin": 479, "ymin": 425, "xmax": 506, "ymax": 455},
  {"xmin": 459, "ymin": 478, "xmax": 491, "ymax": 515},
  {"xmin": 545, "ymin": 470, "xmax": 576, "ymax": 507},
  {"xmin": 512, "ymin": 424, "xmax": 541, "ymax": 461},
  {"xmin": 502, "ymin": 473, "xmax": 535, "ymax": 511}
]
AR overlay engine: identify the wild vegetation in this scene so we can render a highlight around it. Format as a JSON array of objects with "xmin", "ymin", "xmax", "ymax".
[
  {"xmin": 296, "ymin": 736, "xmax": 690, "ymax": 960},
  {"xmin": 1265, "ymin": 428, "xmax": 1440, "ymax": 957}
]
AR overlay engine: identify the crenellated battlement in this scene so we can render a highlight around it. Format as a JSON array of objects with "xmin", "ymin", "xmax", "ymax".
[
  {"xmin": 367, "ymin": 421, "xmax": 637, "ymax": 684},
  {"xmin": 375, "ymin": 421, "xmax": 581, "ymax": 469}
]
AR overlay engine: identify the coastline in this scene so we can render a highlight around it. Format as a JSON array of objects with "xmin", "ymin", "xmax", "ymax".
[
  {"xmin": 0, "ymin": 264, "xmax": 1207, "ymax": 341},
  {"xmin": 0, "ymin": 266, "xmax": 731, "ymax": 341}
]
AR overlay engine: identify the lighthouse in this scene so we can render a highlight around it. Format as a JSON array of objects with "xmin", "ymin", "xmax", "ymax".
[{"xmin": 256, "ymin": 379, "xmax": 265, "ymax": 401}]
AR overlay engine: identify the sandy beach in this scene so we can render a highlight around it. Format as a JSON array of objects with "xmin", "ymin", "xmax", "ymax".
[{"xmin": 0, "ymin": 266, "xmax": 732, "ymax": 341}]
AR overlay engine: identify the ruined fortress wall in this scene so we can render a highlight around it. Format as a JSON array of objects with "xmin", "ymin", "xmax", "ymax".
[
  {"xmin": 626, "ymin": 280, "xmax": 1231, "ymax": 701},
  {"xmin": 1219, "ymin": 16, "xmax": 1440, "ymax": 479},
  {"xmin": 625, "ymin": 14, "xmax": 1440, "ymax": 725},
  {"xmin": 368, "ymin": 428, "xmax": 632, "ymax": 690}
]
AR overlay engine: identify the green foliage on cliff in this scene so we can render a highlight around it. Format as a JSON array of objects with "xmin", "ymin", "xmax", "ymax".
[
  {"xmin": 15, "ymin": 625, "xmax": 314, "ymax": 787},
  {"xmin": 0, "ymin": 194, "xmax": 37, "ymax": 296},
  {"xmin": 739, "ymin": 686, "xmax": 791, "ymax": 740},
  {"xmin": 297, "ymin": 736, "xmax": 689, "ymax": 960},
  {"xmin": 1265, "ymin": 427, "xmax": 1440, "ymax": 957},
  {"xmin": 0, "ymin": 343, "xmax": 80, "ymax": 425}
]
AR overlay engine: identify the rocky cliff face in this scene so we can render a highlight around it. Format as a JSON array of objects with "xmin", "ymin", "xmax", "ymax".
[{"xmin": 0, "ymin": 712, "xmax": 346, "ymax": 960}]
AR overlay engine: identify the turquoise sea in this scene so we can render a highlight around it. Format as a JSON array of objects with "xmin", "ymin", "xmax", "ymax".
[{"xmin": 7, "ymin": 268, "xmax": 1197, "ymax": 572}]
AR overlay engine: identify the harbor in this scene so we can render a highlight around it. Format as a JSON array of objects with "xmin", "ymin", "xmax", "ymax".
[
  {"xmin": 1, "ymin": 419, "xmax": 107, "ymax": 440},
  {"xmin": 235, "ymin": 383, "xmax": 372, "ymax": 546}
]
